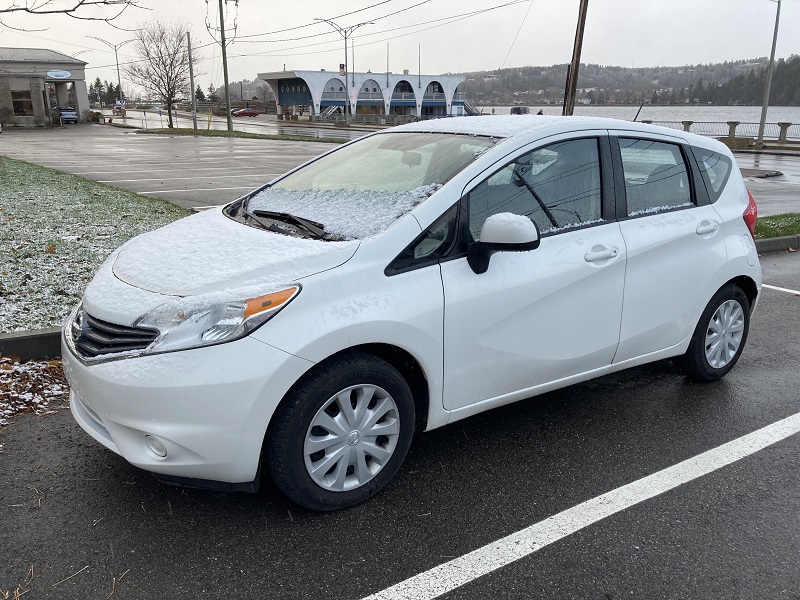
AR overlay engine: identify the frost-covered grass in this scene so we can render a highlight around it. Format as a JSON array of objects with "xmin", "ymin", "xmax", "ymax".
[
  {"xmin": 0, "ymin": 158, "xmax": 190, "ymax": 333},
  {"xmin": 755, "ymin": 213, "xmax": 800, "ymax": 239}
]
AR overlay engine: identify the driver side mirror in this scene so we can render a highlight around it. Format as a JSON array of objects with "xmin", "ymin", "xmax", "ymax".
[{"xmin": 467, "ymin": 213, "xmax": 540, "ymax": 274}]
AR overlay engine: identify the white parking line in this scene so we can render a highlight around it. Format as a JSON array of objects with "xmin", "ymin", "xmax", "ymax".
[
  {"xmin": 97, "ymin": 174, "xmax": 267, "ymax": 183},
  {"xmin": 763, "ymin": 284, "xmax": 800, "ymax": 296},
  {"xmin": 140, "ymin": 186, "xmax": 254, "ymax": 194},
  {"xmin": 362, "ymin": 412, "xmax": 800, "ymax": 600}
]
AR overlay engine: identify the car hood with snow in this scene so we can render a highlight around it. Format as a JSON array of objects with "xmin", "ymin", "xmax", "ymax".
[{"xmin": 110, "ymin": 208, "xmax": 359, "ymax": 297}]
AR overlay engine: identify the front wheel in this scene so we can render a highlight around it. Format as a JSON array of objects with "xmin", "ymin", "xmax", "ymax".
[
  {"xmin": 267, "ymin": 352, "xmax": 415, "ymax": 511},
  {"xmin": 684, "ymin": 285, "xmax": 751, "ymax": 381}
]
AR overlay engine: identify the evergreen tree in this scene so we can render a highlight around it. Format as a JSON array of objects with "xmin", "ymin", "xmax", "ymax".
[{"xmin": 195, "ymin": 85, "xmax": 206, "ymax": 101}]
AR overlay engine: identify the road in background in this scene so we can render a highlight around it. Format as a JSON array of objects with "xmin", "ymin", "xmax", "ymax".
[{"xmin": 737, "ymin": 152, "xmax": 800, "ymax": 216}]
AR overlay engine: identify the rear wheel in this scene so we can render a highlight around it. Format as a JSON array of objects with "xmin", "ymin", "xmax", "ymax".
[
  {"xmin": 267, "ymin": 352, "xmax": 415, "ymax": 511},
  {"xmin": 684, "ymin": 285, "xmax": 750, "ymax": 381}
]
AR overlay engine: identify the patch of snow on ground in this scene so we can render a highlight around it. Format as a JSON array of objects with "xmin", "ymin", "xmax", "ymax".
[
  {"xmin": 0, "ymin": 356, "xmax": 68, "ymax": 427},
  {"xmin": 249, "ymin": 184, "xmax": 441, "ymax": 240}
]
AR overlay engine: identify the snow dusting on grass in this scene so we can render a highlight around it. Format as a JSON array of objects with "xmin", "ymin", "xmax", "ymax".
[
  {"xmin": 0, "ymin": 158, "xmax": 190, "ymax": 332},
  {"xmin": 0, "ymin": 355, "xmax": 68, "ymax": 428}
]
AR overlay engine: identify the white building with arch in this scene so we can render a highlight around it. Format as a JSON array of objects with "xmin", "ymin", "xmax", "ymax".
[{"xmin": 258, "ymin": 69, "xmax": 470, "ymax": 119}]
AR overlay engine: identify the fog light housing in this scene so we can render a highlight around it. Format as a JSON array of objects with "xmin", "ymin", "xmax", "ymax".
[{"xmin": 145, "ymin": 435, "xmax": 168, "ymax": 458}]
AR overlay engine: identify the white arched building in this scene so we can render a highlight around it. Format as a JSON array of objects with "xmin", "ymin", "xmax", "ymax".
[{"xmin": 257, "ymin": 69, "xmax": 468, "ymax": 119}]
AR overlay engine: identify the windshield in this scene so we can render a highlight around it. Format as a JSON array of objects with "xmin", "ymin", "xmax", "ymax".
[{"xmin": 246, "ymin": 132, "xmax": 496, "ymax": 240}]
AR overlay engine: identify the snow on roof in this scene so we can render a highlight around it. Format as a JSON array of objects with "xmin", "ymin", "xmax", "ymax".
[
  {"xmin": 0, "ymin": 47, "xmax": 86, "ymax": 64},
  {"xmin": 390, "ymin": 114, "xmax": 696, "ymax": 143}
]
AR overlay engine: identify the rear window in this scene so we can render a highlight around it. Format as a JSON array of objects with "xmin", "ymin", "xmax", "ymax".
[{"xmin": 692, "ymin": 147, "xmax": 732, "ymax": 202}]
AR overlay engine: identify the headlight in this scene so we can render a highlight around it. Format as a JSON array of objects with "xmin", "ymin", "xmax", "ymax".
[{"xmin": 135, "ymin": 286, "xmax": 300, "ymax": 354}]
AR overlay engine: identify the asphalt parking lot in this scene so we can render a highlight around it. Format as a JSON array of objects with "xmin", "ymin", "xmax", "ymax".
[
  {"xmin": 0, "ymin": 125, "xmax": 337, "ymax": 210},
  {"xmin": 1, "ymin": 250, "xmax": 799, "ymax": 598}
]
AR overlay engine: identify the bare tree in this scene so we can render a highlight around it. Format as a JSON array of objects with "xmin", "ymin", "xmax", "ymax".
[
  {"xmin": 123, "ymin": 19, "xmax": 200, "ymax": 128},
  {"xmin": 0, "ymin": 1, "xmax": 141, "ymax": 27}
]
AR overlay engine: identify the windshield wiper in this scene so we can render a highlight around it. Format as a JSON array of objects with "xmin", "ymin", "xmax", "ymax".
[{"xmin": 251, "ymin": 209, "xmax": 337, "ymax": 240}]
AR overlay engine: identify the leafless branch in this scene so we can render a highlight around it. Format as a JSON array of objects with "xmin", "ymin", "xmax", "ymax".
[{"xmin": 0, "ymin": 1, "xmax": 147, "ymax": 23}]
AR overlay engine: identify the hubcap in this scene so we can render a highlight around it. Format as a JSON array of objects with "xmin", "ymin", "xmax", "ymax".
[
  {"xmin": 704, "ymin": 299, "xmax": 745, "ymax": 369},
  {"xmin": 304, "ymin": 384, "xmax": 400, "ymax": 492}
]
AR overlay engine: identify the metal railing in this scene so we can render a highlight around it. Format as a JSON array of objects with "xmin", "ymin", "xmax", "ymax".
[{"xmin": 641, "ymin": 120, "xmax": 799, "ymax": 142}]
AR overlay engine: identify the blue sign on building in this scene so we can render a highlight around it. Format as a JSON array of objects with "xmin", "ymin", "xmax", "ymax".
[{"xmin": 278, "ymin": 78, "xmax": 312, "ymax": 105}]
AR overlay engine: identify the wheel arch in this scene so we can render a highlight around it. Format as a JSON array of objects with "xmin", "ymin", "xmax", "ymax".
[
  {"xmin": 263, "ymin": 343, "xmax": 431, "ymax": 455},
  {"xmin": 726, "ymin": 274, "xmax": 759, "ymax": 308}
]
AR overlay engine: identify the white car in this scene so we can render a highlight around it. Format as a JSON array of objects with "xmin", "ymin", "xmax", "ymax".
[{"xmin": 63, "ymin": 116, "xmax": 762, "ymax": 510}]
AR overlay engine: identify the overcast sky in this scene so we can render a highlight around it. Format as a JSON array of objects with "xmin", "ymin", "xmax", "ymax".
[{"xmin": 1, "ymin": 0, "xmax": 797, "ymax": 93}]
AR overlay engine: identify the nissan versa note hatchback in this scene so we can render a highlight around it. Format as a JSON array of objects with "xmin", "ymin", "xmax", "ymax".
[{"xmin": 63, "ymin": 116, "xmax": 762, "ymax": 511}]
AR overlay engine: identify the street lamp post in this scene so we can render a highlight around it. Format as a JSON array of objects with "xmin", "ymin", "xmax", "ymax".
[
  {"xmin": 88, "ymin": 36, "xmax": 133, "ymax": 104},
  {"xmin": 757, "ymin": 0, "xmax": 782, "ymax": 147},
  {"xmin": 314, "ymin": 17, "xmax": 373, "ymax": 123}
]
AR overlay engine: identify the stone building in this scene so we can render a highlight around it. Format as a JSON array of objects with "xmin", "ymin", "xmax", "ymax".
[{"xmin": 0, "ymin": 47, "xmax": 88, "ymax": 126}]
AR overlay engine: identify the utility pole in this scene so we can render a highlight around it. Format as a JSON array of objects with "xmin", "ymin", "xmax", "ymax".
[
  {"xmin": 315, "ymin": 17, "xmax": 373, "ymax": 123},
  {"xmin": 757, "ymin": 0, "xmax": 781, "ymax": 147},
  {"xmin": 88, "ymin": 36, "xmax": 133, "ymax": 103},
  {"xmin": 218, "ymin": 0, "xmax": 233, "ymax": 131},
  {"xmin": 562, "ymin": 0, "xmax": 589, "ymax": 116},
  {"xmin": 187, "ymin": 32, "xmax": 198, "ymax": 132}
]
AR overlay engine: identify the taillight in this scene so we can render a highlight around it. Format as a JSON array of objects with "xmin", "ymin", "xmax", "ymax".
[{"xmin": 743, "ymin": 189, "xmax": 757, "ymax": 239}]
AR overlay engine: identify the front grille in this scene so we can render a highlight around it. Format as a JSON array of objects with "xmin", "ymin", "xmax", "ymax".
[{"xmin": 71, "ymin": 309, "xmax": 158, "ymax": 358}]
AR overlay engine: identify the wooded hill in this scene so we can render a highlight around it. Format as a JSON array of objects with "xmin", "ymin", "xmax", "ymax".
[{"xmin": 456, "ymin": 55, "xmax": 800, "ymax": 106}]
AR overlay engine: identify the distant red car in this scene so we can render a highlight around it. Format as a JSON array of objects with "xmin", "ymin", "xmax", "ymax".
[{"xmin": 233, "ymin": 107, "xmax": 259, "ymax": 117}]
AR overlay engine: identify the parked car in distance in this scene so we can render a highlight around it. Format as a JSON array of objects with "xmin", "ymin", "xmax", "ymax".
[
  {"xmin": 63, "ymin": 116, "xmax": 762, "ymax": 511},
  {"xmin": 58, "ymin": 106, "xmax": 78, "ymax": 124},
  {"xmin": 232, "ymin": 107, "xmax": 259, "ymax": 117}
]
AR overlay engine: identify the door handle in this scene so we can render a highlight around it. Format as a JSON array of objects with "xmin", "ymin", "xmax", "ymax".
[
  {"xmin": 584, "ymin": 246, "xmax": 619, "ymax": 262},
  {"xmin": 696, "ymin": 220, "xmax": 720, "ymax": 235}
]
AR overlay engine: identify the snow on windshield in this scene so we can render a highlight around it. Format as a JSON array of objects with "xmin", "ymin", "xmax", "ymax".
[
  {"xmin": 247, "ymin": 132, "xmax": 496, "ymax": 240},
  {"xmin": 248, "ymin": 184, "xmax": 441, "ymax": 240}
]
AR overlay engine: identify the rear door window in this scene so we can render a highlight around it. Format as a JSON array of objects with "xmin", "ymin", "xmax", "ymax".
[{"xmin": 619, "ymin": 138, "xmax": 693, "ymax": 217}]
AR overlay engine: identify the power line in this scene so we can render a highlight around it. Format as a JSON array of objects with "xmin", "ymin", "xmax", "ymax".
[{"xmin": 230, "ymin": 0, "xmax": 526, "ymax": 58}]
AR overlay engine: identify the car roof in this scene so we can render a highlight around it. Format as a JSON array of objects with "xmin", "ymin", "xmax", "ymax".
[{"xmin": 391, "ymin": 115, "xmax": 720, "ymax": 150}]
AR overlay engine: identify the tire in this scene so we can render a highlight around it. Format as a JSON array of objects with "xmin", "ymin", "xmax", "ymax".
[
  {"xmin": 267, "ymin": 352, "xmax": 415, "ymax": 511},
  {"xmin": 684, "ymin": 284, "xmax": 750, "ymax": 381}
]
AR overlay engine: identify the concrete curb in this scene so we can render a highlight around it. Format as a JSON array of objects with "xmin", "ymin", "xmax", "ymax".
[
  {"xmin": 757, "ymin": 234, "xmax": 800, "ymax": 254},
  {"xmin": 0, "ymin": 327, "xmax": 61, "ymax": 361},
  {"xmin": 1, "ymin": 236, "xmax": 798, "ymax": 362}
]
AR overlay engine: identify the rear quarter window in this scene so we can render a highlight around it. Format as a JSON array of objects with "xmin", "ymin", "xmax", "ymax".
[{"xmin": 691, "ymin": 147, "xmax": 732, "ymax": 203}]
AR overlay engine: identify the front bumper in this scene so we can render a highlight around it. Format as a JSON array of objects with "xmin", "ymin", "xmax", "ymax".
[{"xmin": 63, "ymin": 331, "xmax": 314, "ymax": 484}]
